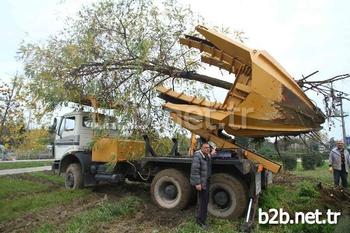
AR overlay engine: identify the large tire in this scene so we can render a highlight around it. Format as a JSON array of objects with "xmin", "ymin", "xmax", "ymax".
[
  {"xmin": 65, "ymin": 163, "xmax": 83, "ymax": 190},
  {"xmin": 208, "ymin": 173, "xmax": 248, "ymax": 219},
  {"xmin": 151, "ymin": 169, "xmax": 191, "ymax": 210}
]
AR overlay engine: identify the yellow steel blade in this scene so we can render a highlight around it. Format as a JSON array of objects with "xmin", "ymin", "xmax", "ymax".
[
  {"xmin": 195, "ymin": 25, "xmax": 252, "ymax": 65},
  {"xmin": 163, "ymin": 102, "xmax": 229, "ymax": 122},
  {"xmin": 156, "ymin": 86, "xmax": 222, "ymax": 108},
  {"xmin": 170, "ymin": 113, "xmax": 281, "ymax": 173}
]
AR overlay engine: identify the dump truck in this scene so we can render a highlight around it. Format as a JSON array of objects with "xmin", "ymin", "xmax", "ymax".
[{"xmin": 51, "ymin": 25, "xmax": 325, "ymax": 223}]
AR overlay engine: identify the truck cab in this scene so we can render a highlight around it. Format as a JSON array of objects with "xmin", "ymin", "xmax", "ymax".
[
  {"xmin": 54, "ymin": 111, "xmax": 93, "ymax": 160},
  {"xmin": 54, "ymin": 111, "xmax": 118, "ymax": 160}
]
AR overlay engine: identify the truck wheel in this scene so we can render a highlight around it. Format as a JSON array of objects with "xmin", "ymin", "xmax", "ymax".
[
  {"xmin": 65, "ymin": 163, "xmax": 83, "ymax": 190},
  {"xmin": 208, "ymin": 173, "xmax": 248, "ymax": 219},
  {"xmin": 151, "ymin": 169, "xmax": 191, "ymax": 210}
]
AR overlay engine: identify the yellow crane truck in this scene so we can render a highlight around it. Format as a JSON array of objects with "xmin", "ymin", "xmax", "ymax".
[{"xmin": 51, "ymin": 26, "xmax": 325, "ymax": 224}]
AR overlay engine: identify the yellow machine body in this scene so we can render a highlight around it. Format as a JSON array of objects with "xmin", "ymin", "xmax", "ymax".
[
  {"xmin": 157, "ymin": 25, "xmax": 326, "ymax": 173},
  {"xmin": 92, "ymin": 138, "xmax": 145, "ymax": 163},
  {"xmin": 160, "ymin": 25, "xmax": 325, "ymax": 138}
]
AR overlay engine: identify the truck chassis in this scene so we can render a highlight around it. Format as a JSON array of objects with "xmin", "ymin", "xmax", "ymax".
[{"xmin": 53, "ymin": 136, "xmax": 269, "ymax": 220}]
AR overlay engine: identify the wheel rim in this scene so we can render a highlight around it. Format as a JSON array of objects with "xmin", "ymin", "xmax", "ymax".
[
  {"xmin": 66, "ymin": 171, "xmax": 75, "ymax": 188},
  {"xmin": 163, "ymin": 183, "xmax": 178, "ymax": 200},
  {"xmin": 209, "ymin": 183, "xmax": 237, "ymax": 217},
  {"xmin": 154, "ymin": 176, "xmax": 181, "ymax": 208},
  {"xmin": 213, "ymin": 188, "xmax": 230, "ymax": 208}
]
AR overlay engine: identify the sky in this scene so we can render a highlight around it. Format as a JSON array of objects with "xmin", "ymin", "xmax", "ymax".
[{"xmin": 0, "ymin": 0, "xmax": 349, "ymax": 141}]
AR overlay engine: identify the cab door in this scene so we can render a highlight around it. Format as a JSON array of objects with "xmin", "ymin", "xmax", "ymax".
[
  {"xmin": 54, "ymin": 116, "xmax": 78, "ymax": 160},
  {"xmin": 79, "ymin": 115, "xmax": 93, "ymax": 148}
]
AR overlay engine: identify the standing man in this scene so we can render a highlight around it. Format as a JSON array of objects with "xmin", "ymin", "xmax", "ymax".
[
  {"xmin": 190, "ymin": 142, "xmax": 213, "ymax": 229},
  {"xmin": 329, "ymin": 140, "xmax": 350, "ymax": 188}
]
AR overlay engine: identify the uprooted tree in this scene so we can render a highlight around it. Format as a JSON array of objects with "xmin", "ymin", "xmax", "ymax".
[{"xmin": 18, "ymin": 0, "xmax": 244, "ymax": 136}]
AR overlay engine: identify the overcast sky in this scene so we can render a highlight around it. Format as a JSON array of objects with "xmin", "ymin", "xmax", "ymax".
[{"xmin": 0, "ymin": 0, "xmax": 349, "ymax": 140}]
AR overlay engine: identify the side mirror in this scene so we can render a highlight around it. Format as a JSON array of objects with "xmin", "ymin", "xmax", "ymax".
[{"xmin": 49, "ymin": 118, "xmax": 57, "ymax": 134}]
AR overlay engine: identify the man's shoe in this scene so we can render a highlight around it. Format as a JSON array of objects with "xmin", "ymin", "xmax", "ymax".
[{"xmin": 198, "ymin": 222, "xmax": 209, "ymax": 230}]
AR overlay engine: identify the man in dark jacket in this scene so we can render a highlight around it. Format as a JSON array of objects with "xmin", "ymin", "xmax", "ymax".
[{"xmin": 190, "ymin": 142, "xmax": 212, "ymax": 229}]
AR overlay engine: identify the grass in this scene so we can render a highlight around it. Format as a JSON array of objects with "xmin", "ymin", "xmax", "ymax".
[
  {"xmin": 0, "ymin": 173, "xmax": 90, "ymax": 223},
  {"xmin": 254, "ymin": 221, "xmax": 334, "ymax": 233},
  {"xmin": 175, "ymin": 218, "xmax": 240, "ymax": 233},
  {"xmin": 292, "ymin": 161, "xmax": 333, "ymax": 184},
  {"xmin": 257, "ymin": 182, "xmax": 335, "ymax": 233},
  {"xmin": 0, "ymin": 176, "xmax": 50, "ymax": 199},
  {"xmin": 28, "ymin": 171, "xmax": 64, "ymax": 185},
  {"xmin": 0, "ymin": 161, "xmax": 344, "ymax": 233},
  {"xmin": 34, "ymin": 196, "xmax": 143, "ymax": 233},
  {"xmin": 0, "ymin": 188, "xmax": 90, "ymax": 222},
  {"xmin": 35, "ymin": 223, "xmax": 56, "ymax": 233},
  {"xmin": 0, "ymin": 161, "xmax": 53, "ymax": 170}
]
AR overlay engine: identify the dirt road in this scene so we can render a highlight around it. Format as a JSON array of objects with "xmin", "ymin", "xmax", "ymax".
[
  {"xmin": 0, "ymin": 159, "xmax": 54, "ymax": 163},
  {"xmin": 0, "ymin": 166, "xmax": 51, "ymax": 176}
]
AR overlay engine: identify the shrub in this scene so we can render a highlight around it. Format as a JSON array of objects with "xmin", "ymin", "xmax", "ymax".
[
  {"xmin": 296, "ymin": 181, "xmax": 319, "ymax": 205},
  {"xmin": 301, "ymin": 153, "xmax": 316, "ymax": 170},
  {"xmin": 297, "ymin": 181, "xmax": 319, "ymax": 198},
  {"xmin": 320, "ymin": 151, "xmax": 330, "ymax": 160},
  {"xmin": 268, "ymin": 154, "xmax": 281, "ymax": 162},
  {"xmin": 281, "ymin": 154, "xmax": 297, "ymax": 171},
  {"xmin": 313, "ymin": 152, "xmax": 324, "ymax": 167},
  {"xmin": 259, "ymin": 185, "xmax": 285, "ymax": 210},
  {"xmin": 289, "ymin": 182, "xmax": 321, "ymax": 213}
]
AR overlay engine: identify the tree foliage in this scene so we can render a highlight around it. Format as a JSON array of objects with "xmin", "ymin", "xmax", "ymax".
[
  {"xmin": 0, "ymin": 76, "xmax": 26, "ymax": 148},
  {"xmin": 19, "ymin": 0, "xmax": 213, "ymax": 136},
  {"xmin": 16, "ymin": 128, "xmax": 51, "ymax": 155},
  {"xmin": 281, "ymin": 155, "xmax": 297, "ymax": 171}
]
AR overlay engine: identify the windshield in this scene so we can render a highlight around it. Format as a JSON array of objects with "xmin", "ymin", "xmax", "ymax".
[{"xmin": 82, "ymin": 115, "xmax": 117, "ymax": 131}]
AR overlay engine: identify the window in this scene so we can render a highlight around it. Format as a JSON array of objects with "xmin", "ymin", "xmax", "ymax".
[
  {"xmin": 82, "ymin": 116, "xmax": 93, "ymax": 128},
  {"xmin": 82, "ymin": 114, "xmax": 117, "ymax": 131},
  {"xmin": 64, "ymin": 117, "xmax": 75, "ymax": 131}
]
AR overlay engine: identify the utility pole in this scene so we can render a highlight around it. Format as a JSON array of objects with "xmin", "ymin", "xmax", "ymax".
[
  {"xmin": 340, "ymin": 97, "xmax": 347, "ymax": 147},
  {"xmin": 335, "ymin": 93, "xmax": 348, "ymax": 148},
  {"xmin": 298, "ymin": 73, "xmax": 350, "ymax": 148}
]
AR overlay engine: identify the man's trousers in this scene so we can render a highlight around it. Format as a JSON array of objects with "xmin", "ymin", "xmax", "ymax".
[
  {"xmin": 196, "ymin": 188, "xmax": 209, "ymax": 224},
  {"xmin": 333, "ymin": 169, "xmax": 348, "ymax": 188}
]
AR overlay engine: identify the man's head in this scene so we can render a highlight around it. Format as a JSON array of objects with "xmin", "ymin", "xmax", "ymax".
[
  {"xmin": 336, "ymin": 140, "xmax": 344, "ymax": 150},
  {"xmin": 200, "ymin": 143, "xmax": 210, "ymax": 155}
]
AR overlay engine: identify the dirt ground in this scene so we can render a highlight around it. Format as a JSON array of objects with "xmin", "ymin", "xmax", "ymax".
[
  {"xmin": 274, "ymin": 171, "xmax": 350, "ymax": 215},
  {"xmin": 0, "ymin": 174, "xmax": 194, "ymax": 233},
  {"xmin": 2, "ymin": 171, "xmax": 350, "ymax": 233},
  {"xmin": 94, "ymin": 183, "xmax": 195, "ymax": 233},
  {"xmin": 317, "ymin": 183, "xmax": 350, "ymax": 215},
  {"xmin": 1, "ymin": 194, "xmax": 101, "ymax": 233}
]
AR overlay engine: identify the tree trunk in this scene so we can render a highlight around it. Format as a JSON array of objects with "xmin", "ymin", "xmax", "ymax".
[
  {"xmin": 143, "ymin": 64, "xmax": 232, "ymax": 90},
  {"xmin": 178, "ymin": 71, "xmax": 232, "ymax": 90}
]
